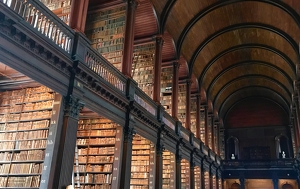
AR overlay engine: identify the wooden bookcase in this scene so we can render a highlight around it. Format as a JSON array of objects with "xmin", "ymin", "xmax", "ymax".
[
  {"xmin": 207, "ymin": 116, "xmax": 212, "ymax": 149},
  {"xmin": 85, "ymin": 6, "xmax": 126, "ymax": 71},
  {"xmin": 41, "ymin": 0, "xmax": 72, "ymax": 25},
  {"xmin": 162, "ymin": 150, "xmax": 175, "ymax": 189},
  {"xmin": 130, "ymin": 134, "xmax": 155, "ymax": 189},
  {"xmin": 212, "ymin": 175, "xmax": 217, "ymax": 189},
  {"xmin": 178, "ymin": 84, "xmax": 186, "ymax": 128},
  {"xmin": 200, "ymin": 110, "xmax": 205, "ymax": 143},
  {"xmin": 194, "ymin": 166, "xmax": 201, "ymax": 189},
  {"xmin": 190, "ymin": 98, "xmax": 197, "ymax": 136},
  {"xmin": 73, "ymin": 118, "xmax": 122, "ymax": 189},
  {"xmin": 132, "ymin": 43, "xmax": 155, "ymax": 98},
  {"xmin": 160, "ymin": 67, "xmax": 173, "ymax": 115},
  {"xmin": 181, "ymin": 159, "xmax": 190, "ymax": 189},
  {"xmin": 0, "ymin": 86, "xmax": 58, "ymax": 188},
  {"xmin": 204, "ymin": 171, "xmax": 210, "ymax": 189}
]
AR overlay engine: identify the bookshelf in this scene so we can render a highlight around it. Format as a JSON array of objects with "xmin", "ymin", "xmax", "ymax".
[
  {"xmin": 160, "ymin": 67, "xmax": 173, "ymax": 115},
  {"xmin": 212, "ymin": 176, "xmax": 217, "ymax": 189},
  {"xmin": 204, "ymin": 171, "xmax": 210, "ymax": 189},
  {"xmin": 181, "ymin": 159, "xmax": 190, "ymax": 189},
  {"xmin": 162, "ymin": 150, "xmax": 175, "ymax": 189},
  {"xmin": 132, "ymin": 43, "xmax": 155, "ymax": 98},
  {"xmin": 194, "ymin": 166, "xmax": 201, "ymax": 189},
  {"xmin": 207, "ymin": 116, "xmax": 212, "ymax": 149},
  {"xmin": 41, "ymin": 0, "xmax": 72, "ymax": 25},
  {"xmin": 130, "ymin": 134, "xmax": 155, "ymax": 189},
  {"xmin": 73, "ymin": 118, "xmax": 122, "ymax": 189},
  {"xmin": 190, "ymin": 98, "xmax": 197, "ymax": 136},
  {"xmin": 200, "ymin": 110, "xmax": 205, "ymax": 143},
  {"xmin": 178, "ymin": 84, "xmax": 186, "ymax": 128},
  {"xmin": 214, "ymin": 126, "xmax": 218, "ymax": 153},
  {"xmin": 0, "ymin": 86, "xmax": 57, "ymax": 188},
  {"xmin": 85, "ymin": 6, "xmax": 126, "ymax": 71}
]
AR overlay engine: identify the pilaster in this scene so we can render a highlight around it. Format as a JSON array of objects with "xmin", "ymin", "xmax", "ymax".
[
  {"xmin": 55, "ymin": 96, "xmax": 84, "ymax": 189},
  {"xmin": 153, "ymin": 36, "xmax": 164, "ymax": 103},
  {"xmin": 185, "ymin": 79, "xmax": 191, "ymax": 131}
]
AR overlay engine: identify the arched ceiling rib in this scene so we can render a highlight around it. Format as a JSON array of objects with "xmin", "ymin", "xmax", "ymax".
[
  {"xmin": 192, "ymin": 28, "xmax": 298, "ymax": 77},
  {"xmin": 214, "ymin": 76, "xmax": 292, "ymax": 110},
  {"xmin": 219, "ymin": 88, "xmax": 290, "ymax": 119},
  {"xmin": 207, "ymin": 62, "xmax": 294, "ymax": 98},
  {"xmin": 201, "ymin": 47, "xmax": 296, "ymax": 90},
  {"xmin": 146, "ymin": 0, "xmax": 300, "ymax": 122}
]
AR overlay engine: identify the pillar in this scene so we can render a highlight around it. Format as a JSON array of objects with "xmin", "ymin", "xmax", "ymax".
[
  {"xmin": 153, "ymin": 36, "xmax": 164, "ymax": 103},
  {"xmin": 122, "ymin": 0, "xmax": 138, "ymax": 77},
  {"xmin": 239, "ymin": 175, "xmax": 245, "ymax": 189},
  {"xmin": 119, "ymin": 121, "xmax": 135, "ymax": 189},
  {"xmin": 155, "ymin": 130, "xmax": 164, "ymax": 189},
  {"xmin": 69, "ymin": 0, "xmax": 89, "ymax": 32},
  {"xmin": 196, "ymin": 94, "xmax": 201, "ymax": 139},
  {"xmin": 54, "ymin": 96, "xmax": 84, "ymax": 189},
  {"xmin": 272, "ymin": 178, "xmax": 279, "ymax": 189},
  {"xmin": 201, "ymin": 159, "xmax": 206, "ymax": 189},
  {"xmin": 185, "ymin": 79, "xmax": 191, "ymax": 131},
  {"xmin": 172, "ymin": 61, "xmax": 179, "ymax": 119},
  {"xmin": 176, "ymin": 144, "xmax": 182, "ymax": 189},
  {"xmin": 190, "ymin": 152, "xmax": 195, "ymax": 189}
]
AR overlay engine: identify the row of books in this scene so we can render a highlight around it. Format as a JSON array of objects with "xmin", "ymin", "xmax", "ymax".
[
  {"xmin": 0, "ymin": 130, "xmax": 48, "ymax": 140},
  {"xmin": 0, "ymin": 111, "xmax": 52, "ymax": 122},
  {"xmin": 0, "ymin": 120, "xmax": 49, "ymax": 131},
  {"xmin": 77, "ymin": 138, "xmax": 115, "ymax": 145},
  {"xmin": 0, "ymin": 176, "xmax": 41, "ymax": 187}
]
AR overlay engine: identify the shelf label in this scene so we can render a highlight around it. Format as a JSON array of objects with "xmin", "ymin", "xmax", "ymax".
[{"xmin": 47, "ymin": 140, "xmax": 53, "ymax": 145}]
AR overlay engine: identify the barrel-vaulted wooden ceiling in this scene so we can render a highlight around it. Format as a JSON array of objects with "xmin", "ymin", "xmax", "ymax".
[{"xmin": 93, "ymin": 0, "xmax": 300, "ymax": 122}]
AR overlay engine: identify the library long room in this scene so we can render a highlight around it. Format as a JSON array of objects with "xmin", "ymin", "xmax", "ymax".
[{"xmin": 1, "ymin": 0, "xmax": 300, "ymax": 189}]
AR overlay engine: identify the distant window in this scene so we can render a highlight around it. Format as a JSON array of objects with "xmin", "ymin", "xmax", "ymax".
[
  {"xmin": 227, "ymin": 136, "xmax": 239, "ymax": 160},
  {"xmin": 275, "ymin": 134, "xmax": 290, "ymax": 159}
]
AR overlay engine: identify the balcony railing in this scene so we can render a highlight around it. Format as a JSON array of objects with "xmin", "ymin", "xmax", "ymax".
[
  {"xmin": 2, "ymin": 0, "xmax": 74, "ymax": 54},
  {"xmin": 223, "ymin": 159, "xmax": 295, "ymax": 169},
  {"xmin": 84, "ymin": 49, "xmax": 126, "ymax": 93}
]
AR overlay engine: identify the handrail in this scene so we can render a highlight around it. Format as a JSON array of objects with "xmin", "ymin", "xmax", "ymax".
[
  {"xmin": 1, "ymin": 0, "xmax": 74, "ymax": 54},
  {"xmin": 84, "ymin": 48, "xmax": 127, "ymax": 93},
  {"xmin": 222, "ymin": 159, "xmax": 295, "ymax": 167},
  {"xmin": 162, "ymin": 112, "xmax": 176, "ymax": 130},
  {"xmin": 134, "ymin": 87, "xmax": 157, "ymax": 116}
]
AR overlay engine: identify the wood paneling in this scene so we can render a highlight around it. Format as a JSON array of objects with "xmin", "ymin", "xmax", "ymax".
[
  {"xmin": 215, "ymin": 77, "xmax": 292, "ymax": 112},
  {"xmin": 201, "ymin": 48, "xmax": 296, "ymax": 91},
  {"xmin": 162, "ymin": 32, "xmax": 176, "ymax": 61},
  {"xmin": 134, "ymin": 1, "xmax": 158, "ymax": 38},
  {"xmin": 218, "ymin": 88, "xmax": 289, "ymax": 118},
  {"xmin": 225, "ymin": 98, "xmax": 289, "ymax": 128},
  {"xmin": 208, "ymin": 64, "xmax": 293, "ymax": 101},
  {"xmin": 193, "ymin": 28, "xmax": 298, "ymax": 78}
]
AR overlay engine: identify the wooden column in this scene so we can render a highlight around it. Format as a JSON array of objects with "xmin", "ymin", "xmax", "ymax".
[
  {"xmin": 69, "ymin": 0, "xmax": 89, "ymax": 32},
  {"xmin": 54, "ymin": 96, "xmax": 84, "ymax": 189},
  {"xmin": 185, "ymin": 79, "xmax": 191, "ymax": 131},
  {"xmin": 120, "ymin": 100, "xmax": 136, "ymax": 189},
  {"xmin": 172, "ymin": 61, "xmax": 180, "ymax": 119},
  {"xmin": 190, "ymin": 152, "xmax": 195, "ymax": 189},
  {"xmin": 153, "ymin": 36, "xmax": 164, "ymax": 103},
  {"xmin": 196, "ymin": 94, "xmax": 201, "ymax": 139},
  {"xmin": 239, "ymin": 175, "xmax": 245, "ymax": 189},
  {"xmin": 176, "ymin": 144, "xmax": 182, "ymax": 189},
  {"xmin": 201, "ymin": 160, "xmax": 206, "ymax": 189},
  {"xmin": 204, "ymin": 106, "xmax": 209, "ymax": 146},
  {"xmin": 294, "ymin": 99, "xmax": 300, "ymax": 148},
  {"xmin": 155, "ymin": 130, "xmax": 164, "ymax": 189},
  {"xmin": 122, "ymin": 0, "xmax": 138, "ymax": 77}
]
